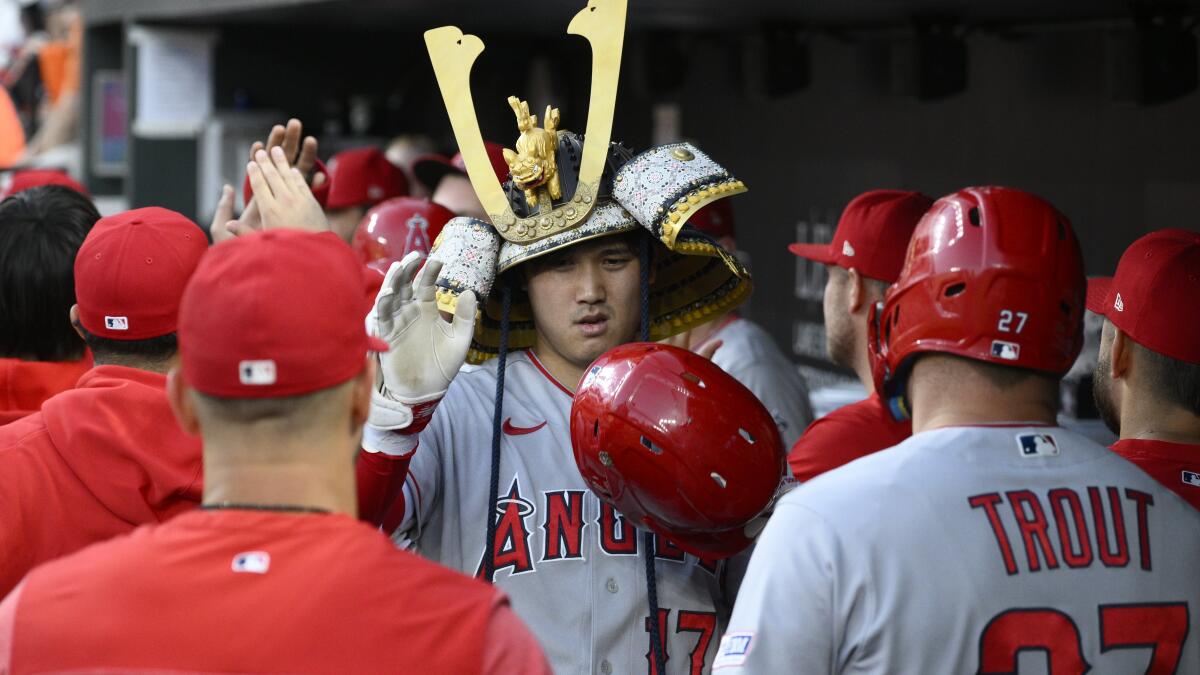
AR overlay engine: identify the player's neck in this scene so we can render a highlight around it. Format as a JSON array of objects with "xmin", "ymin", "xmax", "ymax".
[
  {"xmin": 201, "ymin": 435, "xmax": 357, "ymax": 517},
  {"xmin": 529, "ymin": 344, "xmax": 583, "ymax": 393},
  {"xmin": 908, "ymin": 356, "xmax": 1058, "ymax": 434},
  {"xmin": 1119, "ymin": 392, "xmax": 1200, "ymax": 445}
]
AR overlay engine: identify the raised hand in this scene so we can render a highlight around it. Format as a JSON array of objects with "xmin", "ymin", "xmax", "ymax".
[
  {"xmin": 368, "ymin": 253, "xmax": 478, "ymax": 435},
  {"xmin": 239, "ymin": 146, "xmax": 328, "ymax": 235}
]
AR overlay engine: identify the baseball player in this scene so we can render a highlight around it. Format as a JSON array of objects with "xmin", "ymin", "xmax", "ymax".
[
  {"xmin": 0, "ymin": 207, "xmax": 206, "ymax": 596},
  {"xmin": 364, "ymin": 7, "xmax": 757, "ymax": 671},
  {"xmin": 0, "ymin": 184, "xmax": 99, "ymax": 424},
  {"xmin": 786, "ymin": 189, "xmax": 932, "ymax": 481},
  {"xmin": 412, "ymin": 141, "xmax": 508, "ymax": 221},
  {"xmin": 0, "ymin": 229, "xmax": 550, "ymax": 674},
  {"xmin": 666, "ymin": 199, "xmax": 814, "ymax": 448},
  {"xmin": 322, "ymin": 146, "xmax": 409, "ymax": 242},
  {"xmin": 1089, "ymin": 228, "xmax": 1200, "ymax": 510},
  {"xmin": 719, "ymin": 187, "xmax": 1200, "ymax": 673}
]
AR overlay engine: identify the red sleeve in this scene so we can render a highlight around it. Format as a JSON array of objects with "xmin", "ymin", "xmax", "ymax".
[
  {"xmin": 354, "ymin": 449, "xmax": 411, "ymax": 528},
  {"xmin": 787, "ymin": 399, "xmax": 911, "ymax": 482},
  {"xmin": 481, "ymin": 596, "xmax": 553, "ymax": 675}
]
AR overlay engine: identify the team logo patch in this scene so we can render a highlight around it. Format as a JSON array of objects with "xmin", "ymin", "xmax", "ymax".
[
  {"xmin": 104, "ymin": 316, "xmax": 129, "ymax": 331},
  {"xmin": 1016, "ymin": 433, "xmax": 1059, "ymax": 458},
  {"xmin": 231, "ymin": 551, "xmax": 270, "ymax": 574},
  {"xmin": 842, "ymin": 240, "xmax": 856, "ymax": 257},
  {"xmin": 1182, "ymin": 470, "xmax": 1200, "ymax": 488},
  {"xmin": 991, "ymin": 340, "xmax": 1020, "ymax": 361},
  {"xmin": 1114, "ymin": 292, "xmax": 1125, "ymax": 312},
  {"xmin": 714, "ymin": 632, "xmax": 755, "ymax": 670},
  {"xmin": 239, "ymin": 360, "xmax": 277, "ymax": 385}
]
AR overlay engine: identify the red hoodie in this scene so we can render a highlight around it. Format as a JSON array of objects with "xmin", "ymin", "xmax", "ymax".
[
  {"xmin": 0, "ymin": 366, "xmax": 202, "ymax": 596},
  {"xmin": 0, "ymin": 354, "xmax": 93, "ymax": 426},
  {"xmin": 0, "ymin": 365, "xmax": 412, "ymax": 596}
]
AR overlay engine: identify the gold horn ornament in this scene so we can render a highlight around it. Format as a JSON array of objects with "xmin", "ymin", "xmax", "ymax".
[{"xmin": 423, "ymin": 0, "xmax": 628, "ymax": 244}]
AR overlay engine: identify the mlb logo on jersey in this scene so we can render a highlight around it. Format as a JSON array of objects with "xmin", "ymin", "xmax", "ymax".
[
  {"xmin": 1182, "ymin": 470, "xmax": 1200, "ymax": 488},
  {"xmin": 714, "ymin": 632, "xmax": 755, "ymax": 669},
  {"xmin": 991, "ymin": 340, "xmax": 1020, "ymax": 361},
  {"xmin": 231, "ymin": 551, "xmax": 271, "ymax": 574},
  {"xmin": 239, "ymin": 360, "xmax": 277, "ymax": 386},
  {"xmin": 1016, "ymin": 433, "xmax": 1059, "ymax": 458},
  {"xmin": 104, "ymin": 316, "xmax": 129, "ymax": 330}
]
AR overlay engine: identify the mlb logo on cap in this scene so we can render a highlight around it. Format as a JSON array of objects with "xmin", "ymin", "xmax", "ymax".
[
  {"xmin": 1017, "ymin": 433, "xmax": 1059, "ymax": 457},
  {"xmin": 1182, "ymin": 470, "xmax": 1200, "ymax": 488},
  {"xmin": 104, "ymin": 316, "xmax": 129, "ymax": 331},
  {"xmin": 231, "ymin": 551, "xmax": 271, "ymax": 574},
  {"xmin": 239, "ymin": 360, "xmax": 278, "ymax": 386},
  {"xmin": 991, "ymin": 340, "xmax": 1021, "ymax": 361}
]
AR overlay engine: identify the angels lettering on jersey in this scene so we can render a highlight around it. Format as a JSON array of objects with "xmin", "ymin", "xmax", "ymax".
[{"xmin": 473, "ymin": 476, "xmax": 719, "ymax": 580}]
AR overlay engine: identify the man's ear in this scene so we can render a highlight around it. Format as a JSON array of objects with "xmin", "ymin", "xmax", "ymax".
[
  {"xmin": 1109, "ymin": 326, "xmax": 1132, "ymax": 381},
  {"xmin": 166, "ymin": 368, "xmax": 202, "ymax": 436},
  {"xmin": 846, "ymin": 268, "xmax": 866, "ymax": 314},
  {"xmin": 69, "ymin": 304, "xmax": 84, "ymax": 340},
  {"xmin": 351, "ymin": 358, "xmax": 375, "ymax": 429}
]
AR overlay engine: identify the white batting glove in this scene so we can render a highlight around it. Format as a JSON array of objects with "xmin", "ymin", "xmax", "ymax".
[{"xmin": 367, "ymin": 252, "xmax": 478, "ymax": 438}]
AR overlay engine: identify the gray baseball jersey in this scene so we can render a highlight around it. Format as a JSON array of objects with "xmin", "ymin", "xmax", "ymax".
[
  {"xmin": 399, "ymin": 350, "xmax": 731, "ymax": 675},
  {"xmin": 708, "ymin": 317, "xmax": 813, "ymax": 449},
  {"xmin": 718, "ymin": 425, "xmax": 1200, "ymax": 674}
]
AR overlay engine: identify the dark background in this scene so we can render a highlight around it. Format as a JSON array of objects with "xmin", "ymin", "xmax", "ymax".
[{"xmin": 79, "ymin": 0, "xmax": 1200, "ymax": 381}]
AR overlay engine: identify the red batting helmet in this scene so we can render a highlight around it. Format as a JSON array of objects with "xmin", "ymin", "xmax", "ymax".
[
  {"xmin": 868, "ymin": 186, "xmax": 1085, "ymax": 397},
  {"xmin": 570, "ymin": 343, "xmax": 786, "ymax": 559},
  {"xmin": 352, "ymin": 197, "xmax": 455, "ymax": 269}
]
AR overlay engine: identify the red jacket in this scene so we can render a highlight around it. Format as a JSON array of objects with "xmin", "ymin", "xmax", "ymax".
[
  {"xmin": 788, "ymin": 392, "xmax": 913, "ymax": 482},
  {"xmin": 0, "ymin": 354, "xmax": 92, "ymax": 426},
  {"xmin": 1111, "ymin": 438, "xmax": 1200, "ymax": 511},
  {"xmin": 0, "ymin": 366, "xmax": 201, "ymax": 596},
  {"xmin": 0, "ymin": 365, "xmax": 412, "ymax": 597},
  {"xmin": 0, "ymin": 510, "xmax": 551, "ymax": 674}
]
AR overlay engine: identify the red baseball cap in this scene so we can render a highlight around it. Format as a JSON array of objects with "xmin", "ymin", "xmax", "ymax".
[
  {"xmin": 788, "ymin": 190, "xmax": 933, "ymax": 283},
  {"xmin": 1086, "ymin": 228, "xmax": 1200, "ymax": 364},
  {"xmin": 75, "ymin": 207, "xmax": 207, "ymax": 340},
  {"xmin": 688, "ymin": 199, "xmax": 736, "ymax": 239},
  {"xmin": 325, "ymin": 147, "xmax": 408, "ymax": 211},
  {"xmin": 413, "ymin": 141, "xmax": 509, "ymax": 194},
  {"xmin": 2, "ymin": 168, "xmax": 89, "ymax": 199},
  {"xmin": 178, "ymin": 230, "xmax": 388, "ymax": 398}
]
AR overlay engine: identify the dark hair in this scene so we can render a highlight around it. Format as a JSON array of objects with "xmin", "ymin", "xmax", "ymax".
[
  {"xmin": 1136, "ymin": 342, "xmax": 1200, "ymax": 416},
  {"xmin": 78, "ymin": 326, "xmax": 178, "ymax": 366},
  {"xmin": 0, "ymin": 186, "xmax": 100, "ymax": 360}
]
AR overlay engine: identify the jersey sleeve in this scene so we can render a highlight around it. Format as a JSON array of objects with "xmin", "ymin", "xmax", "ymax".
[
  {"xmin": 480, "ymin": 596, "xmax": 554, "ymax": 674},
  {"xmin": 391, "ymin": 388, "xmax": 453, "ymax": 539},
  {"xmin": 716, "ymin": 501, "xmax": 862, "ymax": 674},
  {"xmin": 726, "ymin": 361, "xmax": 814, "ymax": 449}
]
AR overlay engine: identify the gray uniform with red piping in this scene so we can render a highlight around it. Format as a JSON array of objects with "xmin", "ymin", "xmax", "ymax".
[
  {"xmin": 718, "ymin": 425, "xmax": 1200, "ymax": 674},
  {"xmin": 398, "ymin": 349, "xmax": 730, "ymax": 675}
]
